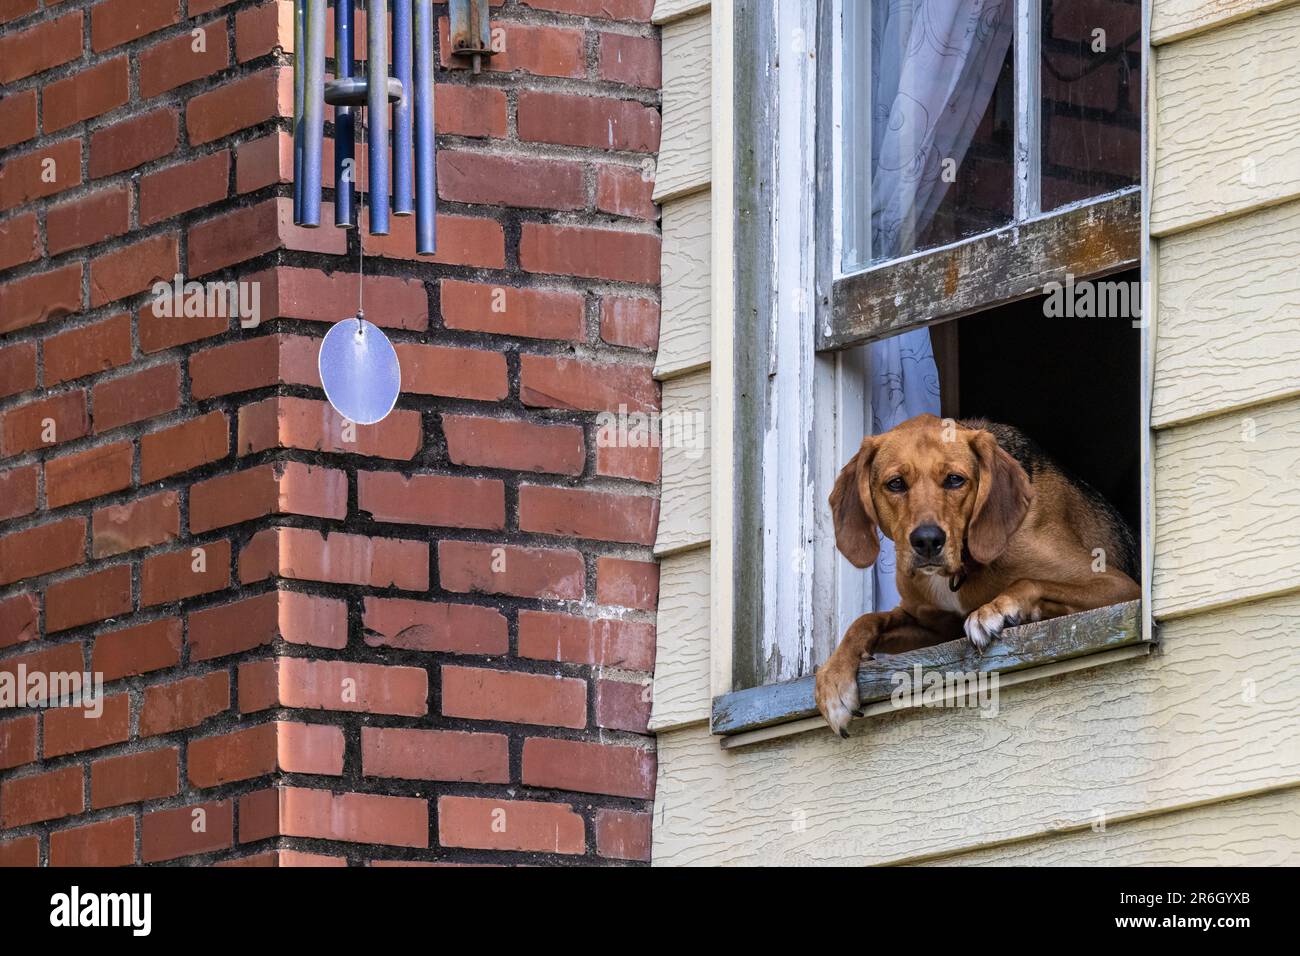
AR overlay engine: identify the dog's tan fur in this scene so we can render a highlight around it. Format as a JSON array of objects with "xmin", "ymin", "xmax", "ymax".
[{"xmin": 814, "ymin": 414, "xmax": 1140, "ymax": 736}]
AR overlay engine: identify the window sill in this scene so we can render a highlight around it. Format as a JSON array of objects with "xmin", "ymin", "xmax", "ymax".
[{"xmin": 710, "ymin": 600, "xmax": 1150, "ymax": 748}]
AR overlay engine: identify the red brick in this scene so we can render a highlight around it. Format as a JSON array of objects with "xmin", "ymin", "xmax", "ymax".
[
  {"xmin": 0, "ymin": 643, "xmax": 85, "ymax": 704},
  {"xmin": 595, "ymin": 808, "xmax": 651, "ymax": 861},
  {"xmin": 362, "ymin": 597, "xmax": 507, "ymax": 655},
  {"xmin": 440, "ymin": 17, "xmax": 584, "ymax": 78},
  {"xmin": 0, "ymin": 765, "xmax": 83, "ymax": 827},
  {"xmin": 280, "ymin": 787, "xmax": 428, "ymax": 848},
  {"xmin": 140, "ymin": 411, "xmax": 230, "ymax": 482},
  {"xmin": 187, "ymin": 67, "xmax": 289, "ymax": 145},
  {"xmin": 139, "ymin": 20, "xmax": 231, "ymax": 97},
  {"xmin": 0, "ymin": 11, "xmax": 82, "ymax": 83},
  {"xmin": 0, "ymin": 138, "xmax": 81, "ymax": 211},
  {"xmin": 140, "ymin": 150, "xmax": 230, "ymax": 224},
  {"xmin": 266, "ymin": 265, "xmax": 429, "ymax": 329},
  {"xmin": 139, "ymin": 303, "xmax": 229, "ymax": 353},
  {"xmin": 44, "ymin": 57, "xmax": 130, "ymax": 132},
  {"xmin": 359, "ymin": 470, "xmax": 504, "ymax": 530},
  {"xmin": 92, "ymin": 362, "xmax": 181, "ymax": 432},
  {"xmin": 521, "ymin": 222, "xmax": 660, "ymax": 283},
  {"xmin": 0, "ymin": 211, "xmax": 39, "ymax": 272},
  {"xmin": 518, "ymin": 91, "xmax": 659, "ymax": 152},
  {"xmin": 89, "ymin": 233, "xmax": 179, "ymax": 308},
  {"xmin": 89, "ymin": 107, "xmax": 179, "ymax": 178},
  {"xmin": 0, "ymin": 593, "xmax": 40, "ymax": 649},
  {"xmin": 45, "ymin": 441, "xmax": 133, "ymax": 508},
  {"xmin": 596, "ymin": 556, "xmax": 659, "ymax": 610},
  {"xmin": 237, "ymin": 396, "xmax": 421, "ymax": 460},
  {"xmin": 92, "ymin": 490, "xmax": 181, "ymax": 558},
  {"xmin": 50, "ymin": 816, "xmax": 136, "ymax": 866},
  {"xmin": 440, "ymin": 279, "xmax": 584, "ymax": 341},
  {"xmin": 437, "ymin": 85, "xmax": 507, "ymax": 138},
  {"xmin": 190, "ymin": 461, "xmax": 346, "ymax": 532},
  {"xmin": 44, "ymin": 564, "xmax": 132, "ymax": 633},
  {"xmin": 600, "ymin": 447, "xmax": 664, "ymax": 490},
  {"xmin": 438, "ymin": 795, "xmax": 584, "ymax": 854},
  {"xmin": 140, "ymin": 538, "xmax": 231, "ymax": 605},
  {"xmin": 442, "ymin": 413, "xmax": 584, "ymax": 476},
  {"xmin": 90, "ymin": 747, "xmax": 179, "ymax": 809},
  {"xmin": 0, "ymin": 262, "xmax": 82, "ymax": 334},
  {"xmin": 234, "ymin": 0, "xmax": 291, "ymax": 61},
  {"xmin": 518, "ymin": 610, "xmax": 654, "ymax": 671},
  {"xmin": 186, "ymin": 590, "xmax": 278, "ymax": 660},
  {"xmin": 239, "ymin": 526, "xmax": 428, "ymax": 590},
  {"xmin": 438, "ymin": 540, "xmax": 584, "ymax": 600},
  {"xmin": 0, "ymin": 464, "xmax": 37, "ymax": 521},
  {"xmin": 595, "ymin": 677, "xmax": 651, "ymax": 732},
  {"xmin": 189, "ymin": 334, "xmax": 320, "ymax": 400},
  {"xmin": 44, "ymin": 312, "xmax": 133, "ymax": 384},
  {"xmin": 186, "ymin": 197, "xmax": 278, "ymax": 275},
  {"xmin": 362, "ymin": 727, "xmax": 508, "ymax": 783},
  {"xmin": 237, "ymin": 658, "xmax": 278, "ymax": 713},
  {"xmin": 395, "ymin": 343, "xmax": 508, "ymax": 400},
  {"xmin": 0, "ymin": 714, "xmax": 37, "ymax": 770},
  {"xmin": 520, "ymin": 484, "xmax": 658, "ymax": 544},
  {"xmin": 442, "ymin": 665, "xmax": 587, "ymax": 729},
  {"xmin": 521, "ymin": 354, "xmax": 658, "ymax": 412},
  {"xmin": 140, "ymin": 671, "xmax": 230, "ymax": 737},
  {"xmin": 92, "ymin": 616, "xmax": 182, "ymax": 681},
  {"xmin": 598, "ymin": 32, "xmax": 660, "ymax": 87},
  {"xmin": 141, "ymin": 799, "xmax": 233, "ymax": 862},
  {"xmin": 277, "ymin": 657, "xmax": 429, "ymax": 717},
  {"xmin": 279, "ymin": 721, "xmax": 345, "ymax": 775},
  {"xmin": 43, "ymin": 694, "xmax": 130, "ymax": 757},
  {"xmin": 0, "ymin": 342, "xmax": 36, "ymax": 406},
  {"xmin": 0, "ymin": 389, "xmax": 89, "ymax": 455},
  {"xmin": 0, "ymin": 836, "xmax": 38, "ymax": 867},
  {"xmin": 0, "ymin": 88, "xmax": 37, "ymax": 151},
  {"xmin": 91, "ymin": 0, "xmax": 179, "ymax": 51},
  {"xmin": 362, "ymin": 211, "xmax": 505, "ymax": 268},
  {"xmin": 189, "ymin": 722, "xmax": 277, "ymax": 787},
  {"xmin": 597, "ymin": 163, "xmax": 657, "ymax": 219},
  {"xmin": 438, "ymin": 150, "xmax": 585, "ymax": 210},
  {"xmin": 0, "ymin": 517, "xmax": 85, "ymax": 586},
  {"xmin": 521, "ymin": 0, "xmax": 653, "ymax": 20},
  {"xmin": 522, "ymin": 736, "xmax": 655, "ymax": 798}
]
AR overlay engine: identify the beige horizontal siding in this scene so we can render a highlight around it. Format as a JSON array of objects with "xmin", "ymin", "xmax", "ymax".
[
  {"xmin": 652, "ymin": 0, "xmax": 711, "ymax": 25},
  {"xmin": 1152, "ymin": 198, "xmax": 1300, "ymax": 428},
  {"xmin": 1152, "ymin": 395, "xmax": 1300, "ymax": 618},
  {"xmin": 654, "ymin": 369, "xmax": 710, "ymax": 555},
  {"xmin": 1151, "ymin": 3, "xmax": 1300, "ymax": 236},
  {"xmin": 652, "ymin": 590, "xmax": 1300, "ymax": 865},
  {"xmin": 921, "ymin": 787, "xmax": 1300, "ymax": 865},
  {"xmin": 654, "ymin": 12, "xmax": 712, "ymax": 203},
  {"xmin": 650, "ymin": 546, "xmax": 711, "ymax": 731},
  {"xmin": 1152, "ymin": 0, "xmax": 1299, "ymax": 45},
  {"xmin": 655, "ymin": 189, "xmax": 712, "ymax": 380}
]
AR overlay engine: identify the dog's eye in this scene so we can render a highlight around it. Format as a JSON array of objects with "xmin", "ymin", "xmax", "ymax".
[
  {"xmin": 943, "ymin": 473, "xmax": 966, "ymax": 489},
  {"xmin": 885, "ymin": 477, "xmax": 907, "ymax": 493}
]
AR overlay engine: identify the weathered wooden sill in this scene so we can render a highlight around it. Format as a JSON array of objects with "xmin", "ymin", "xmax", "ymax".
[{"xmin": 711, "ymin": 600, "xmax": 1149, "ymax": 746}]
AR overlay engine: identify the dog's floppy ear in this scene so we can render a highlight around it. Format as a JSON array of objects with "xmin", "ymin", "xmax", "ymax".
[
  {"xmin": 967, "ymin": 430, "xmax": 1034, "ymax": 564},
  {"xmin": 829, "ymin": 437, "xmax": 880, "ymax": 569}
]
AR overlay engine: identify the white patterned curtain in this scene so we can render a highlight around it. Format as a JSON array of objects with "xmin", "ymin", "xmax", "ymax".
[{"xmin": 866, "ymin": 0, "xmax": 1012, "ymax": 609}]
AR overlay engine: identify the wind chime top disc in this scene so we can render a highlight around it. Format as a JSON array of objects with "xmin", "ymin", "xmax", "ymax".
[{"xmin": 318, "ymin": 316, "xmax": 402, "ymax": 425}]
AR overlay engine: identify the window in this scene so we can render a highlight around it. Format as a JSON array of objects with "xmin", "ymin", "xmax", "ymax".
[{"xmin": 719, "ymin": 0, "xmax": 1151, "ymax": 741}]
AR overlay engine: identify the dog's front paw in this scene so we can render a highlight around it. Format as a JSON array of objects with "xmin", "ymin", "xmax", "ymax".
[
  {"xmin": 964, "ymin": 596, "xmax": 1023, "ymax": 652},
  {"xmin": 814, "ymin": 654, "xmax": 861, "ymax": 738}
]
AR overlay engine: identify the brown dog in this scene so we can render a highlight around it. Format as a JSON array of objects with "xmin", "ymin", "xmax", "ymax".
[{"xmin": 814, "ymin": 414, "xmax": 1140, "ymax": 736}]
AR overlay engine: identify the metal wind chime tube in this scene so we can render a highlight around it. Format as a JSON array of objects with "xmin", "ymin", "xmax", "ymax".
[
  {"xmin": 413, "ymin": 0, "xmax": 436, "ymax": 254},
  {"xmin": 294, "ymin": 0, "xmax": 437, "ymax": 253},
  {"xmin": 334, "ymin": 0, "xmax": 355, "ymax": 228}
]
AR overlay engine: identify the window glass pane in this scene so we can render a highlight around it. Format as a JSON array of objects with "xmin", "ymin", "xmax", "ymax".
[
  {"xmin": 1040, "ymin": 0, "xmax": 1141, "ymax": 211},
  {"xmin": 843, "ymin": 0, "xmax": 1015, "ymax": 272}
]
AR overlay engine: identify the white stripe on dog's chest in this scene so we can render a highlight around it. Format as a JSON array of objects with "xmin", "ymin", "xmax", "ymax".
[{"xmin": 918, "ymin": 573, "xmax": 968, "ymax": 614}]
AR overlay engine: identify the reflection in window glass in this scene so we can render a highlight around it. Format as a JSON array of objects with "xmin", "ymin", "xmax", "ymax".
[
  {"xmin": 1040, "ymin": 0, "xmax": 1141, "ymax": 211},
  {"xmin": 843, "ymin": 0, "xmax": 1015, "ymax": 272}
]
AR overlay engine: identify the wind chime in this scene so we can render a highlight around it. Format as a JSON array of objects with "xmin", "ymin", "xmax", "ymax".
[{"xmin": 294, "ymin": 0, "xmax": 444, "ymax": 425}]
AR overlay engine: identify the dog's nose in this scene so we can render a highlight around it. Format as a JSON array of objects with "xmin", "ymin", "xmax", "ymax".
[{"xmin": 909, "ymin": 524, "xmax": 946, "ymax": 559}]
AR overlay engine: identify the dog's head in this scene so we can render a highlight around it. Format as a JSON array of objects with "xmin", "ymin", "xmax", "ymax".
[{"xmin": 829, "ymin": 414, "xmax": 1033, "ymax": 577}]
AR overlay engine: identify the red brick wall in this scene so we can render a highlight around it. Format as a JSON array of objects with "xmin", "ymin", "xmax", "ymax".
[{"xmin": 0, "ymin": 0, "xmax": 660, "ymax": 867}]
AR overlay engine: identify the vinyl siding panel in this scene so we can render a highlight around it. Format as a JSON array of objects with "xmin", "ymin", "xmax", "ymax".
[{"xmin": 650, "ymin": 546, "xmax": 711, "ymax": 731}]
